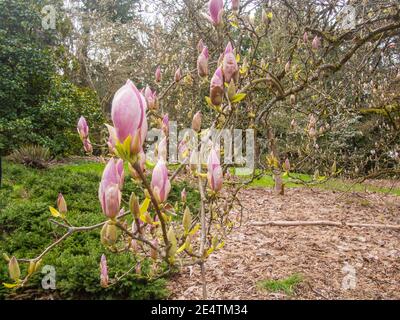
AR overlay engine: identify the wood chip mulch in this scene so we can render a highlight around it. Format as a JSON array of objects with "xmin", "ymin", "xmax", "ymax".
[{"xmin": 167, "ymin": 188, "xmax": 400, "ymax": 300}]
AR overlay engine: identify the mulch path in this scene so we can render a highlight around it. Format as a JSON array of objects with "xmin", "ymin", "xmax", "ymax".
[{"xmin": 167, "ymin": 187, "xmax": 400, "ymax": 299}]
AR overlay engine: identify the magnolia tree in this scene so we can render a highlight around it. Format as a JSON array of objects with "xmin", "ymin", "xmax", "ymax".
[{"xmin": 4, "ymin": 0, "xmax": 400, "ymax": 298}]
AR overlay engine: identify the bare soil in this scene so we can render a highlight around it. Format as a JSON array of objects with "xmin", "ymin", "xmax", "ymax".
[{"xmin": 167, "ymin": 188, "xmax": 400, "ymax": 300}]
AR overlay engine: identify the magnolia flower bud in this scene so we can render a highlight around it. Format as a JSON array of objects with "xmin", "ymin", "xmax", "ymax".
[
  {"xmin": 207, "ymin": 148, "xmax": 223, "ymax": 192},
  {"xmin": 174, "ymin": 68, "xmax": 182, "ymax": 82},
  {"xmin": 83, "ymin": 138, "xmax": 93, "ymax": 154},
  {"xmin": 181, "ymin": 188, "xmax": 187, "ymax": 202},
  {"xmin": 57, "ymin": 193, "xmax": 67, "ymax": 214},
  {"xmin": 223, "ymin": 42, "xmax": 239, "ymax": 84},
  {"xmin": 104, "ymin": 184, "xmax": 121, "ymax": 219},
  {"xmin": 111, "ymin": 80, "xmax": 148, "ymax": 156},
  {"xmin": 100, "ymin": 221, "xmax": 118, "ymax": 246},
  {"xmin": 99, "ymin": 158, "xmax": 124, "ymax": 218},
  {"xmin": 77, "ymin": 116, "xmax": 89, "ymax": 141},
  {"xmin": 8, "ymin": 256, "xmax": 20, "ymax": 281},
  {"xmin": 208, "ymin": 0, "xmax": 224, "ymax": 26},
  {"xmin": 167, "ymin": 226, "xmax": 177, "ymax": 258},
  {"xmin": 155, "ymin": 66, "xmax": 162, "ymax": 83},
  {"xmin": 182, "ymin": 207, "xmax": 191, "ymax": 234},
  {"xmin": 197, "ymin": 47, "xmax": 209, "ymax": 78},
  {"xmin": 129, "ymin": 192, "xmax": 140, "ymax": 219},
  {"xmin": 191, "ymin": 111, "xmax": 202, "ymax": 132},
  {"xmin": 151, "ymin": 159, "xmax": 171, "ymax": 203},
  {"xmin": 145, "ymin": 86, "xmax": 157, "ymax": 110},
  {"xmin": 312, "ymin": 36, "xmax": 320, "ymax": 50},
  {"xmin": 100, "ymin": 254, "xmax": 108, "ymax": 288},
  {"xmin": 210, "ymin": 67, "xmax": 224, "ymax": 106}
]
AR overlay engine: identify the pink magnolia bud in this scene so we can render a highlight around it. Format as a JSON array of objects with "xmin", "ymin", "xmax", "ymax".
[
  {"xmin": 181, "ymin": 188, "xmax": 187, "ymax": 202},
  {"xmin": 155, "ymin": 66, "xmax": 162, "ymax": 83},
  {"xmin": 77, "ymin": 116, "xmax": 89, "ymax": 141},
  {"xmin": 145, "ymin": 86, "xmax": 157, "ymax": 110},
  {"xmin": 223, "ymin": 42, "xmax": 239, "ymax": 83},
  {"xmin": 197, "ymin": 39, "xmax": 205, "ymax": 53},
  {"xmin": 83, "ymin": 138, "xmax": 93, "ymax": 154},
  {"xmin": 157, "ymin": 136, "xmax": 168, "ymax": 161},
  {"xmin": 100, "ymin": 254, "xmax": 108, "ymax": 288},
  {"xmin": 57, "ymin": 193, "xmax": 67, "ymax": 214},
  {"xmin": 210, "ymin": 67, "xmax": 224, "ymax": 106},
  {"xmin": 111, "ymin": 80, "xmax": 147, "ymax": 155},
  {"xmin": 312, "ymin": 36, "xmax": 320, "ymax": 50},
  {"xmin": 232, "ymin": 0, "xmax": 239, "ymax": 12},
  {"xmin": 197, "ymin": 47, "xmax": 209, "ymax": 78},
  {"xmin": 208, "ymin": 0, "xmax": 224, "ymax": 26},
  {"xmin": 207, "ymin": 148, "xmax": 223, "ymax": 192},
  {"xmin": 99, "ymin": 158, "xmax": 124, "ymax": 217},
  {"xmin": 104, "ymin": 184, "xmax": 121, "ymax": 219},
  {"xmin": 174, "ymin": 68, "xmax": 182, "ymax": 82},
  {"xmin": 151, "ymin": 159, "xmax": 171, "ymax": 203},
  {"xmin": 162, "ymin": 114, "xmax": 169, "ymax": 136},
  {"xmin": 192, "ymin": 111, "xmax": 202, "ymax": 132},
  {"xmin": 303, "ymin": 31, "xmax": 308, "ymax": 43}
]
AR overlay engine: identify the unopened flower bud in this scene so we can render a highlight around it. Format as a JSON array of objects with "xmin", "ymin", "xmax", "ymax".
[
  {"xmin": 191, "ymin": 111, "xmax": 202, "ymax": 132},
  {"xmin": 100, "ymin": 221, "xmax": 118, "ymax": 246},
  {"xmin": 57, "ymin": 193, "xmax": 67, "ymax": 214},
  {"xmin": 174, "ymin": 68, "xmax": 182, "ymax": 82},
  {"xmin": 129, "ymin": 192, "xmax": 140, "ymax": 219},
  {"xmin": 8, "ymin": 256, "xmax": 20, "ymax": 281},
  {"xmin": 182, "ymin": 207, "xmax": 192, "ymax": 234}
]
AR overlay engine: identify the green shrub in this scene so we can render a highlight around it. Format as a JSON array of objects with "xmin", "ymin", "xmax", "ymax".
[
  {"xmin": 7, "ymin": 145, "xmax": 51, "ymax": 169},
  {"xmin": 0, "ymin": 161, "xmax": 199, "ymax": 299}
]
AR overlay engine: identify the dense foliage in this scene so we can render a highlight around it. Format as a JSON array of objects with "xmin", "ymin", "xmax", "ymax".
[
  {"xmin": 0, "ymin": 161, "xmax": 199, "ymax": 299},
  {"xmin": 0, "ymin": 0, "xmax": 103, "ymax": 156}
]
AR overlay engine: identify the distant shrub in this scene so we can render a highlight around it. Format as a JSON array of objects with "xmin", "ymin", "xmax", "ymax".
[{"xmin": 7, "ymin": 145, "xmax": 51, "ymax": 169}]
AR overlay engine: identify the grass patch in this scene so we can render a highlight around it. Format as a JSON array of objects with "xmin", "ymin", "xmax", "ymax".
[
  {"xmin": 258, "ymin": 273, "xmax": 304, "ymax": 295},
  {"xmin": 236, "ymin": 170, "xmax": 400, "ymax": 196},
  {"xmin": 0, "ymin": 160, "xmax": 199, "ymax": 300}
]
